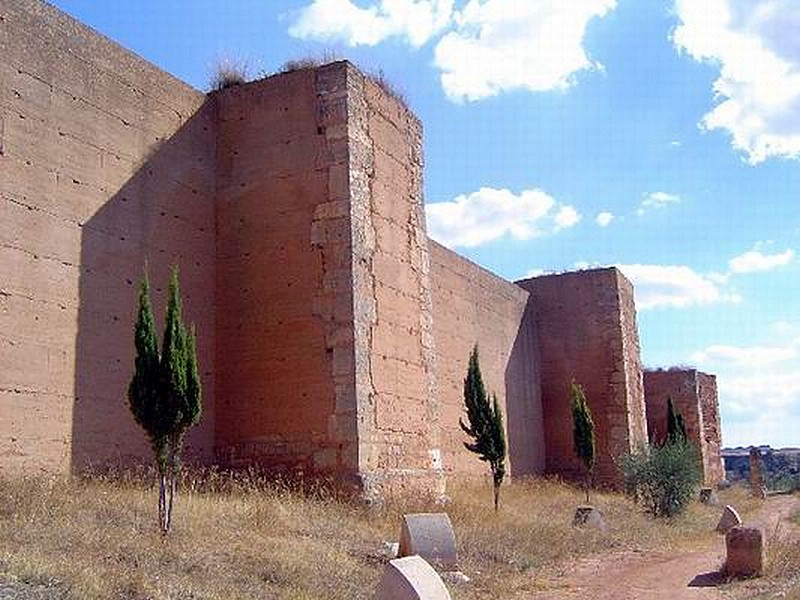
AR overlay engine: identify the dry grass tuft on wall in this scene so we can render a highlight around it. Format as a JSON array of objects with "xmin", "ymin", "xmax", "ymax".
[
  {"xmin": 279, "ymin": 50, "xmax": 341, "ymax": 74},
  {"xmin": 208, "ymin": 57, "xmax": 249, "ymax": 91},
  {"xmin": 0, "ymin": 473, "xmax": 771, "ymax": 599}
]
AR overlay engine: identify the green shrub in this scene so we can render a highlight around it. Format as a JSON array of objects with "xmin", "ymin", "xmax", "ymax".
[{"xmin": 618, "ymin": 439, "xmax": 701, "ymax": 518}]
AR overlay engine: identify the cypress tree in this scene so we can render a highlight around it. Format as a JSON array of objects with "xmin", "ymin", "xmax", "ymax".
[
  {"xmin": 666, "ymin": 397, "xmax": 686, "ymax": 443},
  {"xmin": 571, "ymin": 381, "xmax": 595, "ymax": 503},
  {"xmin": 676, "ymin": 413, "xmax": 687, "ymax": 441},
  {"xmin": 128, "ymin": 266, "xmax": 202, "ymax": 533},
  {"xmin": 460, "ymin": 345, "xmax": 507, "ymax": 511}
]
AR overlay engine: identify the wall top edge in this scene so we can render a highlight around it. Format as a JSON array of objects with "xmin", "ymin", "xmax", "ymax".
[
  {"xmin": 643, "ymin": 368, "xmax": 717, "ymax": 380},
  {"xmin": 16, "ymin": 0, "xmax": 205, "ymax": 100},
  {"xmin": 428, "ymin": 239, "xmax": 529, "ymax": 303},
  {"xmin": 515, "ymin": 265, "xmax": 622, "ymax": 287}
]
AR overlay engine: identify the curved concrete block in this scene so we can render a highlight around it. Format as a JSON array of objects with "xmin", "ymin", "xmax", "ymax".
[
  {"xmin": 398, "ymin": 513, "xmax": 458, "ymax": 571},
  {"xmin": 376, "ymin": 556, "xmax": 452, "ymax": 600},
  {"xmin": 716, "ymin": 505, "xmax": 742, "ymax": 534}
]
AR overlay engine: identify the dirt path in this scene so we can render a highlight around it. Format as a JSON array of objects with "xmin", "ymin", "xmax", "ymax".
[{"xmin": 528, "ymin": 495, "xmax": 798, "ymax": 600}]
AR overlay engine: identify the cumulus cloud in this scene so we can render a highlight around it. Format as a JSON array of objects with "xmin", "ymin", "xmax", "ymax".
[
  {"xmin": 728, "ymin": 246, "xmax": 795, "ymax": 273},
  {"xmin": 672, "ymin": 0, "xmax": 800, "ymax": 164},
  {"xmin": 288, "ymin": 0, "xmax": 454, "ymax": 47},
  {"xmin": 434, "ymin": 0, "xmax": 617, "ymax": 101},
  {"xmin": 615, "ymin": 264, "xmax": 739, "ymax": 310},
  {"xmin": 425, "ymin": 186, "xmax": 581, "ymax": 248},
  {"xmin": 636, "ymin": 191, "xmax": 680, "ymax": 216},
  {"xmin": 691, "ymin": 334, "xmax": 800, "ymax": 446},
  {"xmin": 595, "ymin": 211, "xmax": 614, "ymax": 227},
  {"xmin": 288, "ymin": 0, "xmax": 617, "ymax": 102}
]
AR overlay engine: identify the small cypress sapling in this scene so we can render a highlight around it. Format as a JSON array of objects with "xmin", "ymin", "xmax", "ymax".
[
  {"xmin": 571, "ymin": 381, "xmax": 595, "ymax": 503},
  {"xmin": 460, "ymin": 345, "xmax": 507, "ymax": 512}
]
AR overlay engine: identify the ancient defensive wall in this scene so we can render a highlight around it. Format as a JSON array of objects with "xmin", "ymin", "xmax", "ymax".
[
  {"xmin": 0, "ymin": 0, "xmax": 720, "ymax": 497},
  {"xmin": 644, "ymin": 369, "xmax": 725, "ymax": 485}
]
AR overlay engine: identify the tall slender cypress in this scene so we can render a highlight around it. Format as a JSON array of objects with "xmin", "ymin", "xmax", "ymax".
[
  {"xmin": 460, "ymin": 345, "xmax": 507, "ymax": 511},
  {"xmin": 128, "ymin": 265, "xmax": 202, "ymax": 533}
]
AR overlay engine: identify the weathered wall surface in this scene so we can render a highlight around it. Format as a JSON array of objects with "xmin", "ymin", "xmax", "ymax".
[
  {"xmin": 644, "ymin": 369, "xmax": 724, "ymax": 485},
  {"xmin": 517, "ymin": 268, "xmax": 647, "ymax": 487},
  {"xmin": 697, "ymin": 372, "xmax": 724, "ymax": 485},
  {"xmin": 348, "ymin": 69, "xmax": 443, "ymax": 498},
  {"xmin": 0, "ymin": 0, "xmax": 216, "ymax": 475},
  {"xmin": 214, "ymin": 65, "xmax": 358, "ymax": 481},
  {"xmin": 429, "ymin": 242, "xmax": 544, "ymax": 477}
]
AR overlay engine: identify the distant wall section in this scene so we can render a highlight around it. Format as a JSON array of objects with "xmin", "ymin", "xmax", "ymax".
[
  {"xmin": 644, "ymin": 369, "xmax": 724, "ymax": 485},
  {"xmin": 517, "ymin": 268, "xmax": 647, "ymax": 487},
  {"xmin": 0, "ymin": 0, "xmax": 216, "ymax": 475}
]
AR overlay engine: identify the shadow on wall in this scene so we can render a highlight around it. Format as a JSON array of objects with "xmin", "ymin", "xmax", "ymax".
[
  {"xmin": 71, "ymin": 103, "xmax": 217, "ymax": 473},
  {"xmin": 505, "ymin": 298, "xmax": 545, "ymax": 477}
]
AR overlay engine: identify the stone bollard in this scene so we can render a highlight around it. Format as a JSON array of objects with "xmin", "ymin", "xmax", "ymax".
[
  {"xmin": 725, "ymin": 526, "xmax": 766, "ymax": 578},
  {"xmin": 398, "ymin": 513, "xmax": 459, "ymax": 572},
  {"xmin": 375, "ymin": 555, "xmax": 452, "ymax": 600},
  {"xmin": 749, "ymin": 447, "xmax": 764, "ymax": 498},
  {"xmin": 716, "ymin": 505, "xmax": 742, "ymax": 534},
  {"xmin": 572, "ymin": 506, "xmax": 608, "ymax": 532}
]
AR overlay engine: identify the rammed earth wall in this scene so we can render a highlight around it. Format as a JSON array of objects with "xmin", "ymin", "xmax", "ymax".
[{"xmin": 0, "ymin": 0, "xmax": 723, "ymax": 498}]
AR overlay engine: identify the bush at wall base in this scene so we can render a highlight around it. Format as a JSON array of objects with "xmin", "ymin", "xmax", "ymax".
[{"xmin": 618, "ymin": 439, "xmax": 701, "ymax": 518}]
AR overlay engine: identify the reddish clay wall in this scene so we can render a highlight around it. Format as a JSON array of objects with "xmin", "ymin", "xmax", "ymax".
[
  {"xmin": 214, "ymin": 66, "xmax": 355, "ymax": 481},
  {"xmin": 517, "ymin": 268, "xmax": 647, "ymax": 487},
  {"xmin": 429, "ymin": 242, "xmax": 544, "ymax": 477},
  {"xmin": 0, "ymin": 0, "xmax": 216, "ymax": 475},
  {"xmin": 644, "ymin": 369, "xmax": 724, "ymax": 485}
]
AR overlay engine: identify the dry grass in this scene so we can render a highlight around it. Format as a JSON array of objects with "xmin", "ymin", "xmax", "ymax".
[
  {"xmin": 278, "ymin": 51, "xmax": 340, "ymax": 74},
  {"xmin": 0, "ymin": 474, "xmax": 758, "ymax": 599},
  {"xmin": 208, "ymin": 57, "xmax": 249, "ymax": 91}
]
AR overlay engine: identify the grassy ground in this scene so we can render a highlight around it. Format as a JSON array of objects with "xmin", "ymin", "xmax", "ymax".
[{"xmin": 0, "ymin": 473, "xmax": 787, "ymax": 599}]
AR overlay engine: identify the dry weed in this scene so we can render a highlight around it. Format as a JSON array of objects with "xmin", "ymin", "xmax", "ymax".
[{"xmin": 208, "ymin": 57, "xmax": 249, "ymax": 91}]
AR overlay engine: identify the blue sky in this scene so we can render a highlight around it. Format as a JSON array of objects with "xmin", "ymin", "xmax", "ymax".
[{"xmin": 51, "ymin": 0, "xmax": 800, "ymax": 448}]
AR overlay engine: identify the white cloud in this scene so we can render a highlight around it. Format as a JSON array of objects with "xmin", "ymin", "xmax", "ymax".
[
  {"xmin": 691, "ymin": 344, "xmax": 796, "ymax": 367},
  {"xmin": 615, "ymin": 264, "xmax": 739, "ymax": 310},
  {"xmin": 433, "ymin": 0, "xmax": 617, "ymax": 101},
  {"xmin": 595, "ymin": 211, "xmax": 614, "ymax": 227},
  {"xmin": 288, "ymin": 0, "xmax": 617, "ymax": 102},
  {"xmin": 636, "ymin": 191, "xmax": 680, "ymax": 216},
  {"xmin": 288, "ymin": 0, "xmax": 454, "ymax": 47},
  {"xmin": 691, "ymin": 335, "xmax": 800, "ymax": 447},
  {"xmin": 673, "ymin": 0, "xmax": 800, "ymax": 164},
  {"xmin": 425, "ymin": 186, "xmax": 580, "ymax": 248},
  {"xmin": 728, "ymin": 247, "xmax": 794, "ymax": 273},
  {"xmin": 524, "ymin": 268, "xmax": 548, "ymax": 278}
]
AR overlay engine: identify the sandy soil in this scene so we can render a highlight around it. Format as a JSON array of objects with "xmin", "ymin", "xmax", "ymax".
[{"xmin": 527, "ymin": 495, "xmax": 799, "ymax": 600}]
